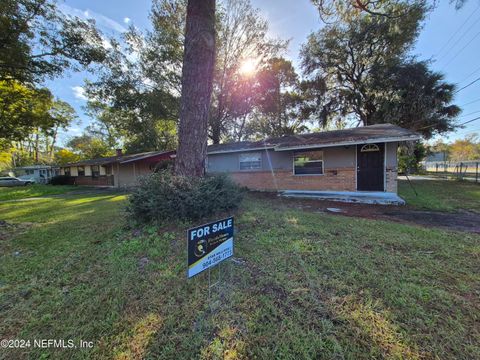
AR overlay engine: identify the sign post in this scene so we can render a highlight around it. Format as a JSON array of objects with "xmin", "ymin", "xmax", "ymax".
[{"xmin": 187, "ymin": 217, "xmax": 234, "ymax": 278}]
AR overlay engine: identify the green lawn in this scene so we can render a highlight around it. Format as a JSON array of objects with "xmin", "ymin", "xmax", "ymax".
[
  {"xmin": 399, "ymin": 179, "xmax": 480, "ymax": 212},
  {"xmin": 0, "ymin": 192, "xmax": 479, "ymax": 359},
  {"xmin": 0, "ymin": 184, "xmax": 81, "ymax": 202}
]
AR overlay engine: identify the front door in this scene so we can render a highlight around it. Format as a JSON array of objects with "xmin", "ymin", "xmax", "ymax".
[{"xmin": 357, "ymin": 143, "xmax": 384, "ymax": 191}]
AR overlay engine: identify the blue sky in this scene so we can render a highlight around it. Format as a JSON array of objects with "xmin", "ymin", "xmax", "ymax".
[{"xmin": 48, "ymin": 0, "xmax": 480, "ymax": 146}]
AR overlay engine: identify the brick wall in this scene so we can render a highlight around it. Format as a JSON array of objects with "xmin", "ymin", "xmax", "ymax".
[
  {"xmin": 385, "ymin": 167, "xmax": 397, "ymax": 193},
  {"xmin": 229, "ymin": 168, "xmax": 356, "ymax": 192}
]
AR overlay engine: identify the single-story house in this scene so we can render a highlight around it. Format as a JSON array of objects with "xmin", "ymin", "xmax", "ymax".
[
  {"xmin": 58, "ymin": 149, "xmax": 175, "ymax": 187},
  {"xmin": 58, "ymin": 124, "xmax": 419, "ymax": 197},
  {"xmin": 15, "ymin": 165, "xmax": 59, "ymax": 184},
  {"xmin": 206, "ymin": 124, "xmax": 420, "ymax": 194}
]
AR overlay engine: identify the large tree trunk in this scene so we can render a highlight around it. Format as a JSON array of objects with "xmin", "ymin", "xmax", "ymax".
[{"xmin": 175, "ymin": 0, "xmax": 216, "ymax": 176}]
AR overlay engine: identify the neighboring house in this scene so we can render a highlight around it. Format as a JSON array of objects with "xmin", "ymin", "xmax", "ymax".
[
  {"xmin": 58, "ymin": 150, "xmax": 175, "ymax": 187},
  {"xmin": 206, "ymin": 124, "xmax": 420, "ymax": 194},
  {"xmin": 15, "ymin": 165, "xmax": 59, "ymax": 184}
]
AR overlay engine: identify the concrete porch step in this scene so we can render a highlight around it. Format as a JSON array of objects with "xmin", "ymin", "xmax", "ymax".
[{"xmin": 279, "ymin": 190, "xmax": 405, "ymax": 205}]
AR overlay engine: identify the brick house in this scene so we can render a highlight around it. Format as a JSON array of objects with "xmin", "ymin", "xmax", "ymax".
[
  {"xmin": 58, "ymin": 150, "xmax": 175, "ymax": 187},
  {"xmin": 206, "ymin": 124, "xmax": 420, "ymax": 194}
]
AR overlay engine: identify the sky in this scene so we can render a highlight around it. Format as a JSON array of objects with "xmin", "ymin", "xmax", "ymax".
[{"xmin": 47, "ymin": 0, "xmax": 480, "ymax": 146}]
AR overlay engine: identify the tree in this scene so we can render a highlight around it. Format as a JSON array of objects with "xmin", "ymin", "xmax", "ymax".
[
  {"xmin": 54, "ymin": 148, "xmax": 81, "ymax": 165},
  {"xmin": 175, "ymin": 0, "xmax": 216, "ymax": 176},
  {"xmin": 0, "ymin": 80, "xmax": 54, "ymax": 141},
  {"xmin": 0, "ymin": 0, "xmax": 106, "ymax": 84},
  {"xmin": 85, "ymin": 0, "xmax": 286, "ymax": 149},
  {"xmin": 245, "ymin": 58, "xmax": 308, "ymax": 138},
  {"xmin": 301, "ymin": 6, "xmax": 424, "ymax": 125},
  {"xmin": 66, "ymin": 133, "xmax": 114, "ymax": 159},
  {"xmin": 368, "ymin": 60, "xmax": 460, "ymax": 138},
  {"xmin": 311, "ymin": 0, "xmax": 465, "ymax": 22},
  {"xmin": 301, "ymin": 3, "xmax": 459, "ymax": 137},
  {"xmin": 46, "ymin": 100, "xmax": 77, "ymax": 158},
  {"xmin": 449, "ymin": 134, "xmax": 480, "ymax": 161},
  {"xmin": 209, "ymin": 0, "xmax": 287, "ymax": 143}
]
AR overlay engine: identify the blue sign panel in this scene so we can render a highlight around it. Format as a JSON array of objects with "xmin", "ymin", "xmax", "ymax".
[{"xmin": 187, "ymin": 217, "xmax": 234, "ymax": 278}]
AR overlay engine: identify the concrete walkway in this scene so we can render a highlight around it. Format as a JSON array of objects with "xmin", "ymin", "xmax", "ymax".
[{"xmin": 280, "ymin": 190, "xmax": 405, "ymax": 205}]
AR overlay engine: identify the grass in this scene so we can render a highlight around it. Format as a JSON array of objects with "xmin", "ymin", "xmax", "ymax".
[
  {"xmin": 0, "ymin": 184, "xmax": 81, "ymax": 202},
  {"xmin": 0, "ymin": 192, "xmax": 479, "ymax": 359},
  {"xmin": 399, "ymin": 179, "xmax": 480, "ymax": 212}
]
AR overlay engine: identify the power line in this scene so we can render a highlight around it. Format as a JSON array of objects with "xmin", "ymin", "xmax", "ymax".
[
  {"xmin": 440, "ymin": 30, "xmax": 480, "ymax": 69},
  {"xmin": 458, "ymin": 110, "xmax": 480, "ymax": 118},
  {"xmin": 418, "ymin": 115, "xmax": 480, "ymax": 131},
  {"xmin": 461, "ymin": 97, "xmax": 480, "ymax": 106},
  {"xmin": 459, "ymin": 115, "xmax": 480, "ymax": 126},
  {"xmin": 458, "ymin": 64, "xmax": 480, "ymax": 84},
  {"xmin": 435, "ymin": 4, "xmax": 480, "ymax": 58},
  {"xmin": 455, "ymin": 76, "xmax": 480, "ymax": 93}
]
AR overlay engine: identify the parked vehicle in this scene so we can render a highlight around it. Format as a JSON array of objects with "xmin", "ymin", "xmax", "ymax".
[{"xmin": 0, "ymin": 177, "xmax": 34, "ymax": 187}]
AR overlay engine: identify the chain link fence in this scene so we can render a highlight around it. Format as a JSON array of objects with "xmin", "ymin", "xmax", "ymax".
[{"xmin": 421, "ymin": 160, "xmax": 479, "ymax": 182}]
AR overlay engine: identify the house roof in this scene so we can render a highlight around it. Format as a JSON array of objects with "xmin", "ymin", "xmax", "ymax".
[
  {"xmin": 61, "ymin": 150, "xmax": 175, "ymax": 167},
  {"xmin": 207, "ymin": 124, "xmax": 421, "ymax": 154}
]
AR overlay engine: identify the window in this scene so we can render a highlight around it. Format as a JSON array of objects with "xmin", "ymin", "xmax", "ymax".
[
  {"xmin": 91, "ymin": 165, "xmax": 100, "ymax": 177},
  {"xmin": 64, "ymin": 167, "xmax": 71, "ymax": 176},
  {"xmin": 294, "ymin": 151, "xmax": 324, "ymax": 175},
  {"xmin": 105, "ymin": 165, "xmax": 112, "ymax": 175},
  {"xmin": 239, "ymin": 153, "xmax": 262, "ymax": 170},
  {"xmin": 77, "ymin": 166, "xmax": 85, "ymax": 177},
  {"xmin": 360, "ymin": 144, "xmax": 380, "ymax": 152}
]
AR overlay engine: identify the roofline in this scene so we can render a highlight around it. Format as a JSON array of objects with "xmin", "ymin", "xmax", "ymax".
[
  {"xmin": 61, "ymin": 161, "xmax": 114, "ymax": 167},
  {"xmin": 274, "ymin": 135, "xmax": 421, "ymax": 152},
  {"xmin": 206, "ymin": 135, "xmax": 420, "ymax": 155},
  {"xmin": 207, "ymin": 146, "xmax": 276, "ymax": 155},
  {"xmin": 119, "ymin": 150, "xmax": 175, "ymax": 164}
]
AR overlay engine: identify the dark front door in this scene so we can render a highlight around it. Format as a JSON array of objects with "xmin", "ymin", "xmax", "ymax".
[{"xmin": 357, "ymin": 143, "xmax": 384, "ymax": 191}]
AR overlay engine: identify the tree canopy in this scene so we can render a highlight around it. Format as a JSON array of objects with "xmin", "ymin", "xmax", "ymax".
[
  {"xmin": 0, "ymin": 0, "xmax": 107, "ymax": 84},
  {"xmin": 301, "ymin": 0, "xmax": 460, "ymax": 138}
]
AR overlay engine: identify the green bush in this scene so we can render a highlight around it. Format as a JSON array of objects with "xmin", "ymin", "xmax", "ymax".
[
  {"xmin": 49, "ymin": 175, "xmax": 73, "ymax": 185},
  {"xmin": 126, "ymin": 171, "xmax": 244, "ymax": 223}
]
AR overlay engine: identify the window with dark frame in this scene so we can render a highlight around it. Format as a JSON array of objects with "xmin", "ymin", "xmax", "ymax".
[
  {"xmin": 64, "ymin": 167, "xmax": 71, "ymax": 176},
  {"xmin": 294, "ymin": 151, "xmax": 324, "ymax": 175},
  {"xmin": 91, "ymin": 165, "xmax": 100, "ymax": 177},
  {"xmin": 77, "ymin": 166, "xmax": 85, "ymax": 177},
  {"xmin": 239, "ymin": 153, "xmax": 262, "ymax": 170}
]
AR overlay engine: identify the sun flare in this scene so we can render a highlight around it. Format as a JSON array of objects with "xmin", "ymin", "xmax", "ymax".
[{"xmin": 239, "ymin": 58, "xmax": 257, "ymax": 76}]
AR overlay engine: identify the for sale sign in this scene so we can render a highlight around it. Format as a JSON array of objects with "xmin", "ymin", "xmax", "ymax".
[{"xmin": 187, "ymin": 217, "xmax": 234, "ymax": 278}]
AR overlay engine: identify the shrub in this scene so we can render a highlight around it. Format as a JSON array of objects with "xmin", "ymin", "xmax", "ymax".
[
  {"xmin": 49, "ymin": 175, "xmax": 73, "ymax": 185},
  {"xmin": 126, "ymin": 171, "xmax": 244, "ymax": 223}
]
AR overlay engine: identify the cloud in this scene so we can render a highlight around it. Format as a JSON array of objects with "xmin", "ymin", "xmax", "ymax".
[
  {"xmin": 59, "ymin": 4, "xmax": 127, "ymax": 33},
  {"xmin": 71, "ymin": 86, "xmax": 88, "ymax": 101},
  {"xmin": 124, "ymin": 17, "xmax": 131, "ymax": 24}
]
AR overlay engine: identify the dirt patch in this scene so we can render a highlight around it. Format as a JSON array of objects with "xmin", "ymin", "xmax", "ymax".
[
  {"xmin": 0, "ymin": 220, "xmax": 34, "ymax": 241},
  {"xmin": 250, "ymin": 192, "xmax": 480, "ymax": 234}
]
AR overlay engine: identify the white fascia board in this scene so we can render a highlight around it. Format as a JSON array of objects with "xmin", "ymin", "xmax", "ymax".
[{"xmin": 273, "ymin": 135, "xmax": 421, "ymax": 152}]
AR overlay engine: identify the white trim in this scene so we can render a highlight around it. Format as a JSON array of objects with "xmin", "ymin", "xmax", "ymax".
[
  {"xmin": 355, "ymin": 145, "xmax": 358, "ymax": 191},
  {"xmin": 238, "ymin": 152, "xmax": 262, "ymax": 171},
  {"xmin": 292, "ymin": 150, "xmax": 325, "ymax": 176},
  {"xmin": 384, "ymin": 142, "xmax": 387, "ymax": 192},
  {"xmin": 274, "ymin": 135, "xmax": 420, "ymax": 152}
]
